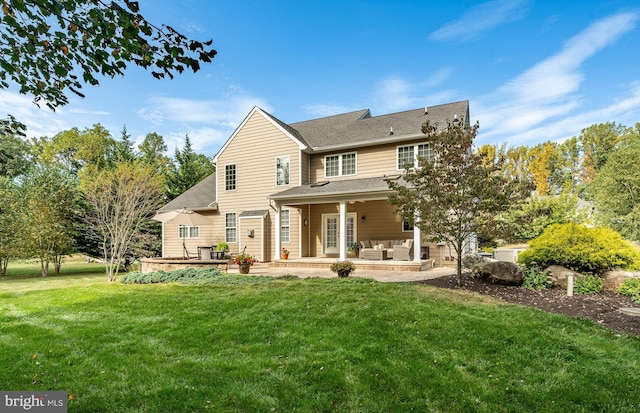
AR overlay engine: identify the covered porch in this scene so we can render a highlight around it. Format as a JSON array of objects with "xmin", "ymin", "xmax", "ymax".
[{"xmin": 269, "ymin": 176, "xmax": 456, "ymax": 269}]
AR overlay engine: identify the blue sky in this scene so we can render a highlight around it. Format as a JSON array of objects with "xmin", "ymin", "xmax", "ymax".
[{"xmin": 2, "ymin": 0, "xmax": 639, "ymax": 157}]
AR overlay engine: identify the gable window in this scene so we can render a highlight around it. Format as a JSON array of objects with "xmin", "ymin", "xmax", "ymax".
[
  {"xmin": 280, "ymin": 209, "xmax": 290, "ymax": 243},
  {"xmin": 179, "ymin": 225, "xmax": 200, "ymax": 238},
  {"xmin": 402, "ymin": 221, "xmax": 414, "ymax": 232},
  {"xmin": 325, "ymin": 152, "xmax": 357, "ymax": 177},
  {"xmin": 276, "ymin": 156, "xmax": 290, "ymax": 186},
  {"xmin": 397, "ymin": 143, "xmax": 433, "ymax": 170},
  {"xmin": 225, "ymin": 164, "xmax": 236, "ymax": 191},
  {"xmin": 225, "ymin": 213, "xmax": 237, "ymax": 243}
]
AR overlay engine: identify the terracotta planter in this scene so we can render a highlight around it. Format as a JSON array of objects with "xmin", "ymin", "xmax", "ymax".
[
  {"xmin": 282, "ymin": 254, "xmax": 289, "ymax": 260},
  {"xmin": 238, "ymin": 263, "xmax": 250, "ymax": 274}
]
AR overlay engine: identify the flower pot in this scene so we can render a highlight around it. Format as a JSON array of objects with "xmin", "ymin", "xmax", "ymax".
[
  {"xmin": 282, "ymin": 254, "xmax": 289, "ymax": 260},
  {"xmin": 238, "ymin": 263, "xmax": 250, "ymax": 274}
]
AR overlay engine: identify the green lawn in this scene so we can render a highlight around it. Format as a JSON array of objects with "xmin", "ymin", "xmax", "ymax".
[{"xmin": 1, "ymin": 265, "xmax": 639, "ymax": 412}]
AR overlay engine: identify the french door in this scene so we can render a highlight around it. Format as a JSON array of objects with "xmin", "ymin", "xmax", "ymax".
[{"xmin": 323, "ymin": 213, "xmax": 356, "ymax": 254}]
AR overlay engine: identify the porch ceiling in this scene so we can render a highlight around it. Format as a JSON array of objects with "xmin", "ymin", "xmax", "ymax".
[{"xmin": 269, "ymin": 175, "xmax": 406, "ymax": 205}]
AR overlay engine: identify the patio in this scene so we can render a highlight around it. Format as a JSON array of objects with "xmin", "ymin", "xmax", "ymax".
[{"xmin": 269, "ymin": 257, "xmax": 439, "ymax": 272}]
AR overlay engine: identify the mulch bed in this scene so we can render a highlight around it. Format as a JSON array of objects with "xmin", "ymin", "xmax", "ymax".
[{"xmin": 421, "ymin": 274, "xmax": 640, "ymax": 337}]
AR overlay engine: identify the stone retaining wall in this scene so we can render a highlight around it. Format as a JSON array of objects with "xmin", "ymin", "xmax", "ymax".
[{"xmin": 141, "ymin": 257, "xmax": 229, "ymax": 273}]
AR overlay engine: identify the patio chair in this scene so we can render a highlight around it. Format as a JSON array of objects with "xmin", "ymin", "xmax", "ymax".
[{"xmin": 392, "ymin": 239, "xmax": 414, "ymax": 261}]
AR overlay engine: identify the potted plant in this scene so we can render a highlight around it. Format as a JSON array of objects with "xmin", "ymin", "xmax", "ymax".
[
  {"xmin": 233, "ymin": 248, "xmax": 257, "ymax": 274},
  {"xmin": 347, "ymin": 242, "xmax": 360, "ymax": 258},
  {"xmin": 330, "ymin": 261, "xmax": 356, "ymax": 278},
  {"xmin": 215, "ymin": 242, "xmax": 230, "ymax": 259},
  {"xmin": 281, "ymin": 247, "xmax": 289, "ymax": 260}
]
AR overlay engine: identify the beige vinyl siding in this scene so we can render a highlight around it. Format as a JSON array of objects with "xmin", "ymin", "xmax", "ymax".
[
  {"xmin": 162, "ymin": 211, "xmax": 218, "ymax": 258},
  {"xmin": 239, "ymin": 217, "xmax": 263, "ymax": 261},
  {"xmin": 216, "ymin": 111, "xmax": 302, "ymax": 261},
  {"xmin": 309, "ymin": 138, "xmax": 433, "ymax": 181}
]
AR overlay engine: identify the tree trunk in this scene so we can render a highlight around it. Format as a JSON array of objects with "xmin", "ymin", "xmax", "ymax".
[
  {"xmin": 54, "ymin": 255, "xmax": 62, "ymax": 274},
  {"xmin": 40, "ymin": 258, "xmax": 49, "ymax": 277},
  {"xmin": 0, "ymin": 256, "xmax": 7, "ymax": 276},
  {"xmin": 456, "ymin": 240, "xmax": 464, "ymax": 287}
]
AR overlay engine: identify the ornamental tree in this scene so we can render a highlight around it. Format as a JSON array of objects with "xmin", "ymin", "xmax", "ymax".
[{"xmin": 387, "ymin": 117, "xmax": 518, "ymax": 285}]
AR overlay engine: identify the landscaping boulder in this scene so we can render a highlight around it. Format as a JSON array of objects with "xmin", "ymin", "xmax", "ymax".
[
  {"xmin": 544, "ymin": 265, "xmax": 582, "ymax": 289},
  {"xmin": 471, "ymin": 261, "xmax": 523, "ymax": 286},
  {"xmin": 602, "ymin": 270, "xmax": 640, "ymax": 292}
]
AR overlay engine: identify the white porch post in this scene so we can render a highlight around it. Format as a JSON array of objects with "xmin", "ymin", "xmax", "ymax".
[
  {"xmin": 413, "ymin": 211, "xmax": 422, "ymax": 263},
  {"xmin": 275, "ymin": 203, "xmax": 281, "ymax": 260},
  {"xmin": 339, "ymin": 201, "xmax": 347, "ymax": 261}
]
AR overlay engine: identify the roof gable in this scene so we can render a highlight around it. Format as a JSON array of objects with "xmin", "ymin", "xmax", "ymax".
[{"xmin": 213, "ymin": 106, "xmax": 308, "ymax": 162}]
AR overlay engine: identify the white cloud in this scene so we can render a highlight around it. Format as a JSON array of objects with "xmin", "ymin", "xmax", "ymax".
[
  {"xmin": 429, "ymin": 0, "xmax": 531, "ymax": 42},
  {"xmin": 476, "ymin": 11, "xmax": 640, "ymax": 145},
  {"xmin": 372, "ymin": 72, "xmax": 459, "ymax": 113},
  {"xmin": 0, "ymin": 91, "xmax": 71, "ymax": 138}
]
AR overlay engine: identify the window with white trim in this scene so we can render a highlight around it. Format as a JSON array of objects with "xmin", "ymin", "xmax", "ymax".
[
  {"xmin": 225, "ymin": 213, "xmax": 237, "ymax": 243},
  {"xmin": 397, "ymin": 143, "xmax": 433, "ymax": 169},
  {"xmin": 225, "ymin": 164, "xmax": 236, "ymax": 191},
  {"xmin": 179, "ymin": 225, "xmax": 200, "ymax": 238},
  {"xmin": 276, "ymin": 156, "xmax": 290, "ymax": 186},
  {"xmin": 325, "ymin": 152, "xmax": 357, "ymax": 177},
  {"xmin": 280, "ymin": 209, "xmax": 290, "ymax": 243}
]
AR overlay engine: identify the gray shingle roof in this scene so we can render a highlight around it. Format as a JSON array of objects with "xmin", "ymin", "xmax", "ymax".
[
  {"xmin": 269, "ymin": 175, "xmax": 406, "ymax": 203},
  {"xmin": 289, "ymin": 100, "xmax": 469, "ymax": 151},
  {"xmin": 157, "ymin": 173, "xmax": 217, "ymax": 213}
]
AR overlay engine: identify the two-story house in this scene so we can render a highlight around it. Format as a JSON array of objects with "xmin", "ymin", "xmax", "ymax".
[{"xmin": 156, "ymin": 100, "xmax": 470, "ymax": 269}]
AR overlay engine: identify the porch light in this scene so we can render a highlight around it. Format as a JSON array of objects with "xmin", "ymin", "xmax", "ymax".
[{"xmin": 361, "ymin": 215, "xmax": 366, "ymax": 223}]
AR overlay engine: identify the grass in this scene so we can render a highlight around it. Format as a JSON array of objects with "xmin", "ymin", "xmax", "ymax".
[{"xmin": 1, "ymin": 261, "xmax": 639, "ymax": 412}]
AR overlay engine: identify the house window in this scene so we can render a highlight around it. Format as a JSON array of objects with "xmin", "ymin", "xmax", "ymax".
[
  {"xmin": 418, "ymin": 143, "xmax": 433, "ymax": 163},
  {"xmin": 179, "ymin": 225, "xmax": 200, "ymax": 238},
  {"xmin": 276, "ymin": 156, "xmax": 290, "ymax": 186},
  {"xmin": 402, "ymin": 221, "xmax": 414, "ymax": 232},
  {"xmin": 325, "ymin": 152, "xmax": 357, "ymax": 177},
  {"xmin": 280, "ymin": 209, "xmax": 290, "ymax": 243},
  {"xmin": 225, "ymin": 213, "xmax": 237, "ymax": 243},
  {"xmin": 225, "ymin": 164, "xmax": 236, "ymax": 191},
  {"xmin": 397, "ymin": 143, "xmax": 432, "ymax": 169},
  {"xmin": 397, "ymin": 145, "xmax": 414, "ymax": 169}
]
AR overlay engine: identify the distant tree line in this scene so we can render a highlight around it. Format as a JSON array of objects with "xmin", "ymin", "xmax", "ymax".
[
  {"xmin": 477, "ymin": 121, "xmax": 640, "ymax": 246},
  {"xmin": 0, "ymin": 125, "xmax": 214, "ymax": 279}
]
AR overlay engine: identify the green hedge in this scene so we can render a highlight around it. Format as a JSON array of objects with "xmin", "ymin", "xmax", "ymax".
[{"xmin": 518, "ymin": 223, "xmax": 640, "ymax": 274}]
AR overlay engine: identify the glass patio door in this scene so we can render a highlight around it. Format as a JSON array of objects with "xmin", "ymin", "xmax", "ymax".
[{"xmin": 323, "ymin": 213, "xmax": 356, "ymax": 255}]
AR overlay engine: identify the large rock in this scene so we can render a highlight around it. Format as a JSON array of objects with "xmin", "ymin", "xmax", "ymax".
[
  {"xmin": 544, "ymin": 265, "xmax": 581, "ymax": 289},
  {"xmin": 602, "ymin": 270, "xmax": 640, "ymax": 292},
  {"xmin": 472, "ymin": 261, "xmax": 523, "ymax": 286}
]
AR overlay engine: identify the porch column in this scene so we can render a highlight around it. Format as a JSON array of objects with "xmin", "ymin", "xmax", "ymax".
[
  {"xmin": 339, "ymin": 201, "xmax": 347, "ymax": 261},
  {"xmin": 413, "ymin": 212, "xmax": 422, "ymax": 263},
  {"xmin": 275, "ymin": 203, "xmax": 281, "ymax": 259}
]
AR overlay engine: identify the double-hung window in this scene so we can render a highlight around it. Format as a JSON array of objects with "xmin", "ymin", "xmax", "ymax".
[
  {"xmin": 225, "ymin": 213, "xmax": 237, "ymax": 243},
  {"xmin": 225, "ymin": 164, "xmax": 236, "ymax": 191},
  {"xmin": 276, "ymin": 156, "xmax": 290, "ymax": 186},
  {"xmin": 325, "ymin": 152, "xmax": 356, "ymax": 177},
  {"xmin": 397, "ymin": 143, "xmax": 433, "ymax": 170},
  {"xmin": 179, "ymin": 225, "xmax": 200, "ymax": 238}
]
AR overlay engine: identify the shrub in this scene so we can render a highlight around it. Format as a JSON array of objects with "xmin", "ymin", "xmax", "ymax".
[
  {"xmin": 573, "ymin": 276, "xmax": 603, "ymax": 295},
  {"xmin": 522, "ymin": 265, "xmax": 554, "ymax": 290},
  {"xmin": 121, "ymin": 268, "xmax": 223, "ymax": 285},
  {"xmin": 330, "ymin": 261, "xmax": 356, "ymax": 277},
  {"xmin": 518, "ymin": 223, "xmax": 640, "ymax": 275},
  {"xmin": 619, "ymin": 278, "xmax": 640, "ymax": 304}
]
